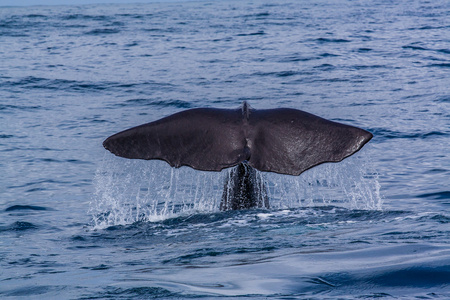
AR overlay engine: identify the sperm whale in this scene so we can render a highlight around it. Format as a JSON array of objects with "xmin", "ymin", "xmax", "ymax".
[{"xmin": 103, "ymin": 101, "xmax": 372, "ymax": 210}]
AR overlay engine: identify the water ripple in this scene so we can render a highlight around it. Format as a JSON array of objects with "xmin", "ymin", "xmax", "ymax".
[
  {"xmin": 0, "ymin": 221, "xmax": 38, "ymax": 232},
  {"xmin": 1, "ymin": 1, "xmax": 449, "ymax": 298},
  {"xmin": 5, "ymin": 205, "xmax": 49, "ymax": 212},
  {"xmin": 370, "ymin": 128, "xmax": 449, "ymax": 140},
  {"xmin": 417, "ymin": 191, "xmax": 450, "ymax": 200}
]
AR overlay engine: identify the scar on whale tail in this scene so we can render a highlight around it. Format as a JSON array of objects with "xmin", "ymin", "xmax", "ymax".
[{"xmin": 103, "ymin": 101, "xmax": 373, "ymax": 210}]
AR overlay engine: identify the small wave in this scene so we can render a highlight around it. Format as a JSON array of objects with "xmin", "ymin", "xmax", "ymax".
[
  {"xmin": 369, "ymin": 266, "xmax": 450, "ymax": 287},
  {"xmin": 314, "ymin": 63, "xmax": 335, "ymax": 71},
  {"xmin": 120, "ymin": 99, "xmax": 192, "ymax": 109},
  {"xmin": 27, "ymin": 158, "xmax": 92, "ymax": 165},
  {"xmin": 409, "ymin": 25, "xmax": 450, "ymax": 30},
  {"xmin": 116, "ymin": 13, "xmax": 154, "ymax": 19},
  {"xmin": 277, "ymin": 55, "xmax": 316, "ymax": 63},
  {"xmin": 0, "ymin": 15, "xmax": 48, "ymax": 36},
  {"xmin": 142, "ymin": 27, "xmax": 180, "ymax": 34},
  {"xmin": 427, "ymin": 63, "xmax": 450, "ymax": 68},
  {"xmin": 318, "ymin": 77, "xmax": 351, "ymax": 83},
  {"xmin": 85, "ymin": 28, "xmax": 121, "ymax": 35},
  {"xmin": 253, "ymin": 70, "xmax": 301, "ymax": 78},
  {"xmin": 370, "ymin": 128, "xmax": 449, "ymax": 140},
  {"xmin": 424, "ymin": 168, "xmax": 448, "ymax": 174},
  {"xmin": 3, "ymin": 286, "xmax": 57, "ymax": 297},
  {"xmin": 430, "ymin": 215, "xmax": 450, "ymax": 224},
  {"xmin": 241, "ymin": 12, "xmax": 270, "ymax": 18},
  {"xmin": 315, "ymin": 37, "xmax": 351, "ymax": 43},
  {"xmin": 417, "ymin": 191, "xmax": 450, "ymax": 200},
  {"xmin": 24, "ymin": 14, "xmax": 47, "ymax": 18},
  {"xmin": 319, "ymin": 52, "xmax": 340, "ymax": 58},
  {"xmin": 402, "ymin": 45, "xmax": 428, "ymax": 51},
  {"xmin": 81, "ymin": 287, "xmax": 175, "ymax": 299},
  {"xmin": 66, "ymin": 159, "xmax": 93, "ymax": 165},
  {"xmin": 5, "ymin": 205, "xmax": 49, "ymax": 212},
  {"xmin": 61, "ymin": 14, "xmax": 110, "ymax": 21},
  {"xmin": 236, "ymin": 31, "xmax": 265, "ymax": 36},
  {"xmin": 0, "ymin": 104, "xmax": 43, "ymax": 112},
  {"xmin": 315, "ymin": 265, "xmax": 450, "ymax": 297},
  {"xmin": 435, "ymin": 96, "xmax": 450, "ymax": 103},
  {"xmin": 0, "ymin": 221, "xmax": 38, "ymax": 232},
  {"xmin": 2, "ymin": 76, "xmax": 151, "ymax": 94},
  {"xmin": 403, "ymin": 44, "xmax": 450, "ymax": 56},
  {"xmin": 352, "ymin": 65, "xmax": 387, "ymax": 70},
  {"xmin": 81, "ymin": 264, "xmax": 111, "ymax": 270},
  {"xmin": 3, "ymin": 76, "xmax": 74, "ymax": 91},
  {"xmin": 8, "ymin": 179, "xmax": 69, "ymax": 190},
  {"xmin": 437, "ymin": 49, "xmax": 450, "ymax": 54},
  {"xmin": 0, "ymin": 31, "xmax": 29, "ymax": 37},
  {"xmin": 162, "ymin": 248, "xmax": 225, "ymax": 264},
  {"xmin": 357, "ymin": 48, "xmax": 373, "ymax": 52},
  {"xmin": 1, "ymin": 146, "xmax": 56, "ymax": 152}
]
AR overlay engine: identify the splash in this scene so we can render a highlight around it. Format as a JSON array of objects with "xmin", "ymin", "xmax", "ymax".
[
  {"xmin": 89, "ymin": 154, "xmax": 223, "ymax": 228},
  {"xmin": 265, "ymin": 148, "xmax": 382, "ymax": 210},
  {"xmin": 90, "ymin": 148, "xmax": 381, "ymax": 228}
]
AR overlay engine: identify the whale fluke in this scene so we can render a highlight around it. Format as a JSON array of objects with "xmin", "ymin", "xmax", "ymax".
[{"xmin": 103, "ymin": 101, "xmax": 372, "ymax": 176}]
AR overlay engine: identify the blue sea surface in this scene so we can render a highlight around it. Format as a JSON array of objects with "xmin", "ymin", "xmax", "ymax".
[{"xmin": 1, "ymin": 0, "xmax": 449, "ymax": 298}]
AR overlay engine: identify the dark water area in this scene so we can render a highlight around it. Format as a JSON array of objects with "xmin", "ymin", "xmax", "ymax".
[{"xmin": 1, "ymin": 0, "xmax": 449, "ymax": 298}]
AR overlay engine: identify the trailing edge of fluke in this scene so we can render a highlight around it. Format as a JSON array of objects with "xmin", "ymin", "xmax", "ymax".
[{"xmin": 103, "ymin": 101, "xmax": 373, "ymax": 176}]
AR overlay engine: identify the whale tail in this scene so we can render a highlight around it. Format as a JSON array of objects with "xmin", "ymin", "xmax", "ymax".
[{"xmin": 103, "ymin": 101, "xmax": 372, "ymax": 176}]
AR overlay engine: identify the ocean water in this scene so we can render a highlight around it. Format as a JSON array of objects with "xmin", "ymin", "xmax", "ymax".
[{"xmin": 1, "ymin": 0, "xmax": 449, "ymax": 298}]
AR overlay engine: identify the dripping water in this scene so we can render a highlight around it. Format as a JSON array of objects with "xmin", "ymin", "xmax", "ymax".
[{"xmin": 90, "ymin": 149, "xmax": 381, "ymax": 229}]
